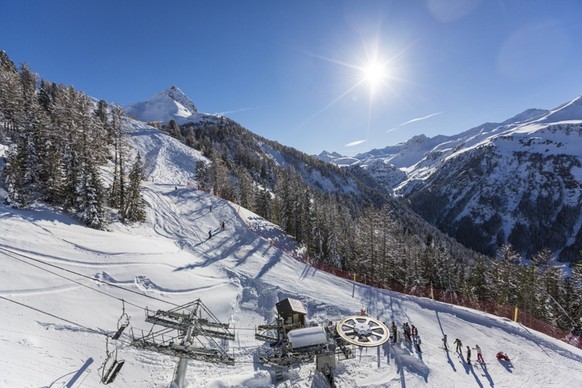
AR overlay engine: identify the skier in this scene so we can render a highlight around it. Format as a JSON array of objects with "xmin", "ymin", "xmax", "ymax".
[
  {"xmin": 411, "ymin": 324, "xmax": 418, "ymax": 339},
  {"xmin": 208, "ymin": 230, "xmax": 212, "ymax": 239},
  {"xmin": 391, "ymin": 321, "xmax": 397, "ymax": 343},
  {"xmin": 496, "ymin": 351, "xmax": 510, "ymax": 362},
  {"xmin": 442, "ymin": 334, "xmax": 448, "ymax": 351},
  {"xmin": 221, "ymin": 221, "xmax": 225, "ymax": 231},
  {"xmin": 475, "ymin": 344, "xmax": 484, "ymax": 363},
  {"xmin": 403, "ymin": 322, "xmax": 411, "ymax": 341},
  {"xmin": 454, "ymin": 338, "xmax": 463, "ymax": 353},
  {"xmin": 466, "ymin": 346, "xmax": 472, "ymax": 364},
  {"xmin": 415, "ymin": 336, "xmax": 422, "ymax": 353}
]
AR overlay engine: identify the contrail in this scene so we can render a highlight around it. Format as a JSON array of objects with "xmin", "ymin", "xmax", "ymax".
[
  {"xmin": 345, "ymin": 139, "xmax": 367, "ymax": 147},
  {"xmin": 400, "ymin": 112, "xmax": 442, "ymax": 126},
  {"xmin": 214, "ymin": 107, "xmax": 256, "ymax": 116}
]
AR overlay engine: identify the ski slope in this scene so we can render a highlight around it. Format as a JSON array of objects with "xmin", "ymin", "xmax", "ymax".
[{"xmin": 1, "ymin": 124, "xmax": 581, "ymax": 387}]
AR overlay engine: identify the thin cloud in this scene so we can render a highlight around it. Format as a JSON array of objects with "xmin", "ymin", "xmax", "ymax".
[
  {"xmin": 214, "ymin": 107, "xmax": 257, "ymax": 116},
  {"xmin": 400, "ymin": 112, "xmax": 442, "ymax": 126},
  {"xmin": 345, "ymin": 139, "xmax": 367, "ymax": 147}
]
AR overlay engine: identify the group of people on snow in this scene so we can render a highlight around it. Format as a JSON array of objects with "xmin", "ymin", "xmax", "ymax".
[
  {"xmin": 389, "ymin": 320, "xmax": 422, "ymax": 353},
  {"xmin": 207, "ymin": 221, "xmax": 227, "ymax": 239},
  {"xmin": 385, "ymin": 319, "xmax": 510, "ymax": 366},
  {"xmin": 447, "ymin": 336, "xmax": 506, "ymax": 365}
]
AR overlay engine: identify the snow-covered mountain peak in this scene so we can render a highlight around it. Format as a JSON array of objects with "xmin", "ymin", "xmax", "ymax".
[
  {"xmin": 159, "ymin": 85, "xmax": 198, "ymax": 114},
  {"xmin": 539, "ymin": 94, "xmax": 582, "ymax": 123},
  {"xmin": 124, "ymin": 86, "xmax": 203, "ymax": 125},
  {"xmin": 502, "ymin": 108, "xmax": 549, "ymax": 125}
]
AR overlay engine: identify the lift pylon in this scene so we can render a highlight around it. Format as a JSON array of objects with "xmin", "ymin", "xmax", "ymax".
[{"xmin": 130, "ymin": 298, "xmax": 235, "ymax": 387}]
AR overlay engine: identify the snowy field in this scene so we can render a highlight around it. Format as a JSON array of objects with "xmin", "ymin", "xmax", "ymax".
[{"xmin": 1, "ymin": 124, "xmax": 581, "ymax": 387}]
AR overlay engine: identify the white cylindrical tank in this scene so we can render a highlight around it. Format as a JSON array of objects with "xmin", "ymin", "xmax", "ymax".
[{"xmin": 287, "ymin": 326, "xmax": 328, "ymax": 349}]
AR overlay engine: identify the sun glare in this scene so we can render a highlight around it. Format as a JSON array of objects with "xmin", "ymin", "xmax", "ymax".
[
  {"xmin": 296, "ymin": 40, "xmax": 402, "ymax": 129},
  {"xmin": 363, "ymin": 62, "xmax": 384, "ymax": 83},
  {"xmin": 362, "ymin": 60, "xmax": 389, "ymax": 94}
]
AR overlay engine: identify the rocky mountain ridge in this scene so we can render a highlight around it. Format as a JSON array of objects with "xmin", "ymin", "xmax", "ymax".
[{"xmin": 321, "ymin": 96, "xmax": 582, "ymax": 261}]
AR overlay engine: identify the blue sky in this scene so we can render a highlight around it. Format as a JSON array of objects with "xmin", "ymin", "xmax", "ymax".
[{"xmin": 2, "ymin": 0, "xmax": 582, "ymax": 155}]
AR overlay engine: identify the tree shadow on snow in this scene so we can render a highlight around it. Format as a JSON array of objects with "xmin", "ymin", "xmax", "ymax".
[
  {"xmin": 174, "ymin": 231, "xmax": 250, "ymax": 271},
  {"xmin": 256, "ymin": 249, "xmax": 283, "ymax": 278},
  {"xmin": 0, "ymin": 204, "xmax": 80, "ymax": 226},
  {"xmin": 299, "ymin": 263, "xmax": 318, "ymax": 280},
  {"xmin": 392, "ymin": 340, "xmax": 429, "ymax": 384}
]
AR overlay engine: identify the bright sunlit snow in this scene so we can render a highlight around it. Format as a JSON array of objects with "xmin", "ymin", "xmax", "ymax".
[{"xmin": 1, "ymin": 120, "xmax": 581, "ymax": 387}]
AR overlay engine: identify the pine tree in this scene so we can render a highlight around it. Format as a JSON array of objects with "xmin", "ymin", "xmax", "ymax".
[
  {"xmin": 195, "ymin": 160, "xmax": 210, "ymax": 191},
  {"xmin": 255, "ymin": 187, "xmax": 272, "ymax": 220},
  {"xmin": 32, "ymin": 104, "xmax": 63, "ymax": 204},
  {"xmin": 570, "ymin": 259, "xmax": 582, "ymax": 331},
  {"xmin": 0, "ymin": 66, "xmax": 22, "ymax": 131},
  {"xmin": 123, "ymin": 153, "xmax": 147, "ymax": 222},
  {"xmin": 3, "ymin": 73, "xmax": 43, "ymax": 207},
  {"xmin": 73, "ymin": 91, "xmax": 106, "ymax": 227},
  {"xmin": 167, "ymin": 119, "xmax": 183, "ymax": 141},
  {"xmin": 79, "ymin": 160, "xmax": 105, "ymax": 228},
  {"xmin": 109, "ymin": 106, "xmax": 126, "ymax": 211},
  {"xmin": 3, "ymin": 143, "xmax": 30, "ymax": 206},
  {"xmin": 237, "ymin": 169, "xmax": 256, "ymax": 211},
  {"xmin": 209, "ymin": 151, "xmax": 231, "ymax": 199},
  {"xmin": 492, "ymin": 244, "xmax": 520, "ymax": 306},
  {"xmin": 466, "ymin": 255, "xmax": 492, "ymax": 301},
  {"xmin": 0, "ymin": 51, "xmax": 17, "ymax": 73}
]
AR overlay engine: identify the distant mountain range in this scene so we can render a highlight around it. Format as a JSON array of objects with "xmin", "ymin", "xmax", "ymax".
[
  {"xmin": 125, "ymin": 86, "xmax": 582, "ymax": 262},
  {"xmin": 320, "ymin": 96, "xmax": 582, "ymax": 261}
]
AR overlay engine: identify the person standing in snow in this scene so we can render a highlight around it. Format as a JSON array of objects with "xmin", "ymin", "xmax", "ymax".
[
  {"xmin": 411, "ymin": 324, "xmax": 418, "ymax": 339},
  {"xmin": 415, "ymin": 336, "xmax": 422, "ymax": 353},
  {"xmin": 454, "ymin": 338, "xmax": 463, "ymax": 353},
  {"xmin": 403, "ymin": 322, "xmax": 411, "ymax": 341},
  {"xmin": 475, "ymin": 344, "xmax": 484, "ymax": 363},
  {"xmin": 391, "ymin": 321, "xmax": 397, "ymax": 343},
  {"xmin": 466, "ymin": 346, "xmax": 472, "ymax": 364},
  {"xmin": 208, "ymin": 230, "xmax": 212, "ymax": 239},
  {"xmin": 442, "ymin": 334, "xmax": 448, "ymax": 351}
]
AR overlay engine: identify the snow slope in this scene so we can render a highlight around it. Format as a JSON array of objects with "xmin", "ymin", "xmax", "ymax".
[{"xmin": 1, "ymin": 124, "xmax": 581, "ymax": 387}]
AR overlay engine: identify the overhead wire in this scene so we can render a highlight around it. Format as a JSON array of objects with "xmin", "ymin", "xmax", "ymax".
[
  {"xmin": 0, "ymin": 246, "xmax": 260, "ymax": 333},
  {"xmin": 0, "ymin": 246, "xmax": 180, "ymax": 308},
  {"xmin": 0, "ymin": 247, "xmax": 181, "ymax": 343},
  {"xmin": 2, "ymin": 249, "xmax": 145, "ymax": 311},
  {"xmin": 0, "ymin": 295, "xmax": 107, "ymax": 337}
]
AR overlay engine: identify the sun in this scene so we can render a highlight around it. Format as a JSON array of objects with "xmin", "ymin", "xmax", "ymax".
[
  {"xmin": 361, "ymin": 60, "xmax": 389, "ymax": 93},
  {"xmin": 363, "ymin": 61, "xmax": 385, "ymax": 83}
]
